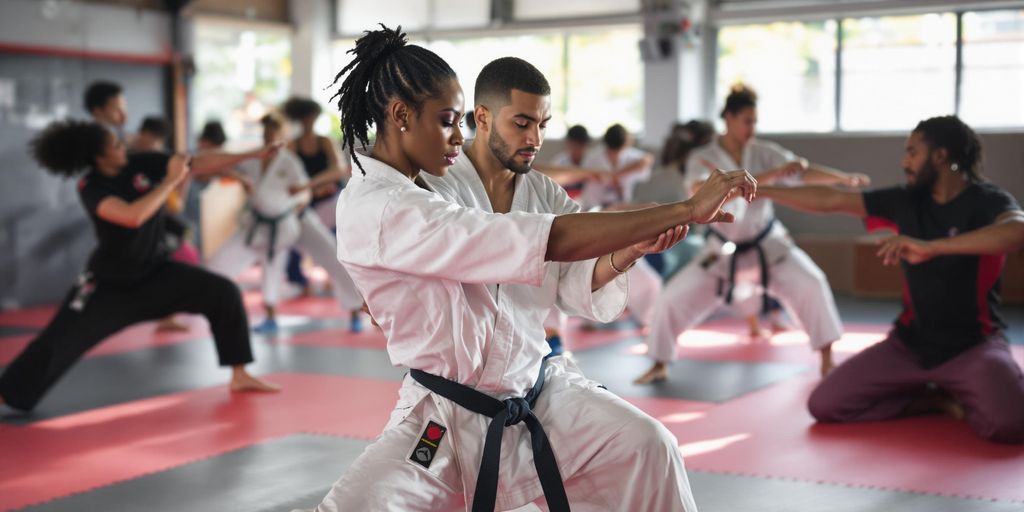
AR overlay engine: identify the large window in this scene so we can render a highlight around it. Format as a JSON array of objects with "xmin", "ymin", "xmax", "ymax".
[
  {"xmin": 715, "ymin": 9, "xmax": 1024, "ymax": 133},
  {"xmin": 331, "ymin": 26, "xmax": 644, "ymax": 140},
  {"xmin": 336, "ymin": 0, "xmax": 491, "ymax": 35},
  {"xmin": 564, "ymin": 28, "xmax": 645, "ymax": 135},
  {"xmin": 841, "ymin": 13, "xmax": 957, "ymax": 131},
  {"xmin": 427, "ymin": 33, "xmax": 568, "ymax": 134},
  {"xmin": 192, "ymin": 20, "xmax": 292, "ymax": 149},
  {"xmin": 960, "ymin": 9, "xmax": 1024, "ymax": 128},
  {"xmin": 717, "ymin": 21, "xmax": 837, "ymax": 132},
  {"xmin": 513, "ymin": 0, "xmax": 640, "ymax": 21}
]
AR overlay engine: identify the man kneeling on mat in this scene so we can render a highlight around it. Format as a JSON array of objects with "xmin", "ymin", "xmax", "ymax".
[{"xmin": 758, "ymin": 115, "xmax": 1024, "ymax": 443}]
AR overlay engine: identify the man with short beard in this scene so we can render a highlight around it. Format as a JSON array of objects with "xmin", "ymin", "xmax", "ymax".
[
  {"xmin": 421, "ymin": 56, "xmax": 700, "ymax": 510},
  {"xmin": 757, "ymin": 115, "xmax": 1024, "ymax": 443}
]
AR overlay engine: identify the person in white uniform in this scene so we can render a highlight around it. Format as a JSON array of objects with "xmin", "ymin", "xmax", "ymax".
[
  {"xmin": 307, "ymin": 28, "xmax": 756, "ymax": 512},
  {"xmin": 207, "ymin": 114, "xmax": 363, "ymax": 332},
  {"xmin": 536, "ymin": 124, "xmax": 600, "ymax": 193},
  {"xmin": 536, "ymin": 124, "xmax": 595, "ymax": 356},
  {"xmin": 634, "ymin": 84, "xmax": 872, "ymax": 384},
  {"xmin": 579, "ymin": 124, "xmax": 663, "ymax": 328},
  {"xmin": 578, "ymin": 124, "xmax": 654, "ymax": 210}
]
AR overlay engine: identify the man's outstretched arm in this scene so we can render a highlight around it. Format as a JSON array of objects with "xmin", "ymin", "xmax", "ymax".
[{"xmin": 757, "ymin": 185, "xmax": 867, "ymax": 217}]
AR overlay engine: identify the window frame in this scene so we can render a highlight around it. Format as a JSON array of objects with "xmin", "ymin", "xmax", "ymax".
[
  {"xmin": 329, "ymin": 21, "xmax": 646, "ymax": 139},
  {"xmin": 710, "ymin": 6, "xmax": 1024, "ymax": 135},
  {"xmin": 331, "ymin": 0, "xmax": 642, "ymax": 40}
]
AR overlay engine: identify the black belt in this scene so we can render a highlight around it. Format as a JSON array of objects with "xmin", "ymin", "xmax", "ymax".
[
  {"xmin": 244, "ymin": 210, "xmax": 293, "ymax": 260},
  {"xmin": 707, "ymin": 218, "xmax": 775, "ymax": 314},
  {"xmin": 409, "ymin": 361, "xmax": 570, "ymax": 512}
]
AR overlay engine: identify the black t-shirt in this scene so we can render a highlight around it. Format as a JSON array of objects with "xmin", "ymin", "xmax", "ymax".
[
  {"xmin": 77, "ymin": 152, "xmax": 171, "ymax": 281},
  {"xmin": 862, "ymin": 182, "xmax": 1021, "ymax": 368}
]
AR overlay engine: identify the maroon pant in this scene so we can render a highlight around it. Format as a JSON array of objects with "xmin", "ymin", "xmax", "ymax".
[{"xmin": 808, "ymin": 332, "xmax": 1024, "ymax": 444}]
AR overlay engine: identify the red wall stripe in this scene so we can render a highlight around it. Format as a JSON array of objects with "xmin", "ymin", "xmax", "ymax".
[{"xmin": 0, "ymin": 42, "xmax": 172, "ymax": 65}]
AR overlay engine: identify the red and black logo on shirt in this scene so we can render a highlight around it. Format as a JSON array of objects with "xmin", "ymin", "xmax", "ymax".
[{"xmin": 132, "ymin": 173, "xmax": 152, "ymax": 192}]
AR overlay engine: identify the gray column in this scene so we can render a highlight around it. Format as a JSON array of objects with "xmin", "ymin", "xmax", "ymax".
[{"xmin": 641, "ymin": 0, "xmax": 709, "ymax": 146}]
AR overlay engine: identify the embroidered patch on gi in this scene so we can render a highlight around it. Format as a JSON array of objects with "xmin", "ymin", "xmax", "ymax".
[{"xmin": 409, "ymin": 420, "xmax": 447, "ymax": 469}]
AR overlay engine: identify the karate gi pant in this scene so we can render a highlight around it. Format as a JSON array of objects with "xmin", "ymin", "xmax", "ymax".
[
  {"xmin": 208, "ymin": 214, "xmax": 362, "ymax": 310},
  {"xmin": 627, "ymin": 257, "xmax": 662, "ymax": 327},
  {"xmin": 809, "ymin": 333, "xmax": 1024, "ymax": 444},
  {"xmin": 646, "ymin": 246, "xmax": 841, "ymax": 364},
  {"xmin": 287, "ymin": 195, "xmax": 342, "ymax": 287},
  {"xmin": 0, "ymin": 262, "xmax": 253, "ymax": 411},
  {"xmin": 308, "ymin": 357, "xmax": 697, "ymax": 511}
]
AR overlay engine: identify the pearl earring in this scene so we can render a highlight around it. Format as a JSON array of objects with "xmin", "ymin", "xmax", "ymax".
[
  {"xmin": 950, "ymin": 162, "xmax": 959, "ymax": 172},
  {"xmin": 400, "ymin": 126, "xmax": 407, "ymax": 132}
]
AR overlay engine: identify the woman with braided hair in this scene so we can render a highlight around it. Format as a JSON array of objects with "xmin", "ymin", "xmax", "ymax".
[
  {"xmin": 0, "ymin": 120, "xmax": 279, "ymax": 413},
  {"xmin": 305, "ymin": 24, "xmax": 758, "ymax": 511}
]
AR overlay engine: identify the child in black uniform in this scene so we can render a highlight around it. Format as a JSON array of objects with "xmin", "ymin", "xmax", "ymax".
[{"xmin": 0, "ymin": 120, "xmax": 279, "ymax": 412}]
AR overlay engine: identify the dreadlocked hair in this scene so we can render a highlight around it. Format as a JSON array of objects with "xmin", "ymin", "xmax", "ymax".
[
  {"xmin": 31, "ymin": 119, "xmax": 110, "ymax": 177},
  {"xmin": 913, "ymin": 115, "xmax": 985, "ymax": 183},
  {"xmin": 328, "ymin": 24, "xmax": 457, "ymax": 174}
]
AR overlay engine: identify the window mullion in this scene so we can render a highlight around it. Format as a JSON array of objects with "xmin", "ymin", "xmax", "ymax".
[
  {"xmin": 835, "ymin": 17, "xmax": 843, "ymax": 132},
  {"xmin": 954, "ymin": 11, "xmax": 964, "ymax": 116}
]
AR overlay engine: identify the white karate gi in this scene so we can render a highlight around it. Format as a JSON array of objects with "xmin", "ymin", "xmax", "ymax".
[
  {"xmin": 207, "ymin": 150, "xmax": 362, "ymax": 310},
  {"xmin": 578, "ymin": 146, "xmax": 652, "ymax": 210},
  {"xmin": 645, "ymin": 137, "xmax": 843, "ymax": 364},
  {"xmin": 312, "ymin": 154, "xmax": 696, "ymax": 511},
  {"xmin": 540, "ymin": 149, "xmax": 583, "ymax": 345},
  {"xmin": 547, "ymin": 149, "xmax": 584, "ymax": 168},
  {"xmin": 577, "ymin": 147, "xmax": 662, "ymax": 326}
]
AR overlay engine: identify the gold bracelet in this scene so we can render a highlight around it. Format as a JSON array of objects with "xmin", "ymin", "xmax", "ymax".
[{"xmin": 608, "ymin": 251, "xmax": 637, "ymax": 274}]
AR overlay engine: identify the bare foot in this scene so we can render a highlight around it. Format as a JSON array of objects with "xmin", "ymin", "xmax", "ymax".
[
  {"xmin": 745, "ymin": 315, "xmax": 762, "ymax": 338},
  {"xmin": 634, "ymin": 362, "xmax": 668, "ymax": 385},
  {"xmin": 155, "ymin": 316, "xmax": 189, "ymax": 332},
  {"xmin": 230, "ymin": 368, "xmax": 281, "ymax": 393},
  {"xmin": 904, "ymin": 388, "xmax": 964, "ymax": 420},
  {"xmin": 768, "ymin": 312, "xmax": 790, "ymax": 333},
  {"xmin": 939, "ymin": 397, "xmax": 966, "ymax": 421},
  {"xmin": 819, "ymin": 347, "xmax": 835, "ymax": 377}
]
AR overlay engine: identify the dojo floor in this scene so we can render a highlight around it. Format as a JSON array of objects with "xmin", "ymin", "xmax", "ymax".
[{"xmin": 2, "ymin": 284, "xmax": 1023, "ymax": 511}]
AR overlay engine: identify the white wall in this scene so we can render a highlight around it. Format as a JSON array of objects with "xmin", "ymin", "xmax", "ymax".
[
  {"xmin": 0, "ymin": 0, "xmax": 172, "ymax": 56},
  {"xmin": 0, "ymin": 0, "xmax": 172, "ymax": 308},
  {"xmin": 289, "ymin": 0, "xmax": 333, "ymax": 101},
  {"xmin": 640, "ymin": 0, "xmax": 710, "ymax": 146}
]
